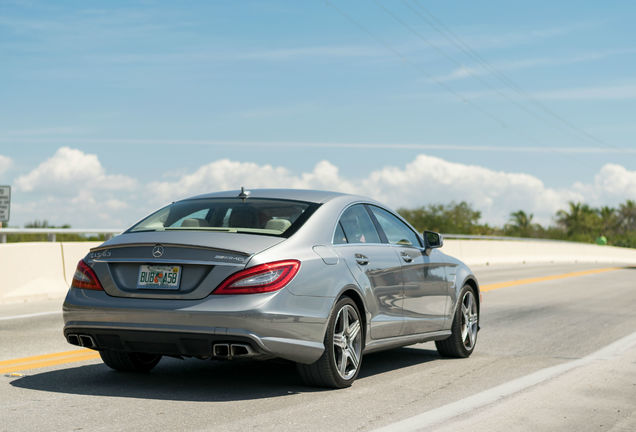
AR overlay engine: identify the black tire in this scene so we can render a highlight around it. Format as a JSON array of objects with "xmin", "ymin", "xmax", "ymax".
[
  {"xmin": 436, "ymin": 285, "xmax": 479, "ymax": 358},
  {"xmin": 99, "ymin": 350, "xmax": 162, "ymax": 372},
  {"xmin": 297, "ymin": 297, "xmax": 364, "ymax": 388}
]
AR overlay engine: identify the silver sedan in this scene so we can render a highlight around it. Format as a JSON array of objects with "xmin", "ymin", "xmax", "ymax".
[{"xmin": 63, "ymin": 189, "xmax": 480, "ymax": 388}]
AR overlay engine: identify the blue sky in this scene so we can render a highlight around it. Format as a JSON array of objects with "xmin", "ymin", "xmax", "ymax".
[{"xmin": 1, "ymin": 1, "xmax": 635, "ymax": 228}]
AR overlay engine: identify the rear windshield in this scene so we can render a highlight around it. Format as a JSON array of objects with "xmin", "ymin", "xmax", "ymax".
[{"xmin": 128, "ymin": 198, "xmax": 318, "ymax": 237}]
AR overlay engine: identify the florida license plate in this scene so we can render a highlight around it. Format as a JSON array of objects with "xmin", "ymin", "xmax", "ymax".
[{"xmin": 137, "ymin": 265, "xmax": 182, "ymax": 290}]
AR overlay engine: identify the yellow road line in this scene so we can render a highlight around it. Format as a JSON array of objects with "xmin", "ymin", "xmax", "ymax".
[
  {"xmin": 0, "ymin": 267, "xmax": 625, "ymax": 374},
  {"xmin": 480, "ymin": 267, "xmax": 622, "ymax": 292},
  {"xmin": 0, "ymin": 348, "xmax": 94, "ymax": 366},
  {"xmin": 0, "ymin": 349, "xmax": 100, "ymax": 374}
]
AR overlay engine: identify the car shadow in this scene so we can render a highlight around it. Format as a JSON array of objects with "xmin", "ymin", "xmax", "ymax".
[{"xmin": 10, "ymin": 345, "xmax": 440, "ymax": 401}]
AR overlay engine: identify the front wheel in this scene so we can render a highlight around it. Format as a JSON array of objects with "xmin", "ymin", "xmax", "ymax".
[
  {"xmin": 99, "ymin": 350, "xmax": 162, "ymax": 372},
  {"xmin": 436, "ymin": 285, "xmax": 479, "ymax": 358},
  {"xmin": 297, "ymin": 296, "xmax": 363, "ymax": 388}
]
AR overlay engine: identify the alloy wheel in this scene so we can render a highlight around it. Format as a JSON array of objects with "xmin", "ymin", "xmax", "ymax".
[
  {"xmin": 460, "ymin": 290, "xmax": 479, "ymax": 350},
  {"xmin": 332, "ymin": 304, "xmax": 362, "ymax": 380}
]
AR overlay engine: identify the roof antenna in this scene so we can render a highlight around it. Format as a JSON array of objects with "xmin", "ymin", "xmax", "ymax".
[{"xmin": 238, "ymin": 186, "xmax": 250, "ymax": 202}]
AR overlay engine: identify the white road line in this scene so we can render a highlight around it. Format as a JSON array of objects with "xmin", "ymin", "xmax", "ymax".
[
  {"xmin": 373, "ymin": 330, "xmax": 636, "ymax": 432},
  {"xmin": 0, "ymin": 311, "xmax": 61, "ymax": 321}
]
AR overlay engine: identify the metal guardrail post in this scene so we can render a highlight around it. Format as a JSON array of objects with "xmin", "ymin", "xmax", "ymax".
[
  {"xmin": 0, "ymin": 233, "xmax": 5, "ymax": 243},
  {"xmin": 47, "ymin": 233, "xmax": 56, "ymax": 242}
]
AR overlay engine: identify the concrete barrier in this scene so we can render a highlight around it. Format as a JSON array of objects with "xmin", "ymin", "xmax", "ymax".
[
  {"xmin": 0, "ymin": 242, "xmax": 100, "ymax": 303},
  {"xmin": 442, "ymin": 239, "xmax": 636, "ymax": 266},
  {"xmin": 0, "ymin": 239, "xmax": 635, "ymax": 303}
]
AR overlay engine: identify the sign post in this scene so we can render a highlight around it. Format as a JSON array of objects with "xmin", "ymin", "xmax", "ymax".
[{"xmin": 0, "ymin": 186, "xmax": 10, "ymax": 240}]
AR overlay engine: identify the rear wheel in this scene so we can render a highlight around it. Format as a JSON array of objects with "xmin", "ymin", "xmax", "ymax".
[
  {"xmin": 436, "ymin": 285, "xmax": 479, "ymax": 358},
  {"xmin": 297, "ymin": 297, "xmax": 363, "ymax": 388},
  {"xmin": 99, "ymin": 350, "xmax": 162, "ymax": 372}
]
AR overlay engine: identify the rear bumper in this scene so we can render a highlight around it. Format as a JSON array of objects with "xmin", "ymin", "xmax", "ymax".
[
  {"xmin": 64, "ymin": 328, "xmax": 266, "ymax": 357},
  {"xmin": 63, "ymin": 288, "xmax": 334, "ymax": 364}
]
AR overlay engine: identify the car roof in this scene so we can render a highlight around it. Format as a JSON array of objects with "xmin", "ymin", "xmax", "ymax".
[{"xmin": 186, "ymin": 188, "xmax": 358, "ymax": 204}]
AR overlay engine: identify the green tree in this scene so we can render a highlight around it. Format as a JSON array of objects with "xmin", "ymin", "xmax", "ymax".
[
  {"xmin": 505, "ymin": 210, "xmax": 536, "ymax": 237},
  {"xmin": 555, "ymin": 202, "xmax": 599, "ymax": 241},
  {"xmin": 398, "ymin": 201, "xmax": 489, "ymax": 234},
  {"xmin": 618, "ymin": 200, "xmax": 636, "ymax": 234},
  {"xmin": 597, "ymin": 206, "xmax": 617, "ymax": 236},
  {"xmin": 6, "ymin": 220, "xmax": 107, "ymax": 243},
  {"xmin": 25, "ymin": 220, "xmax": 70, "ymax": 229}
]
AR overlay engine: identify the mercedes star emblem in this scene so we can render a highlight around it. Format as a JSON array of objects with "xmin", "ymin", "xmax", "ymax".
[{"xmin": 152, "ymin": 245, "xmax": 165, "ymax": 258}]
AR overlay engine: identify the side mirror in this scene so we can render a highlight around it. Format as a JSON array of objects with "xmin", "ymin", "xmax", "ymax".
[{"xmin": 423, "ymin": 231, "xmax": 443, "ymax": 255}]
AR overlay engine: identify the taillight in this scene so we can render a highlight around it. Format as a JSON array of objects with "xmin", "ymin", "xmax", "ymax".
[
  {"xmin": 213, "ymin": 260, "xmax": 300, "ymax": 295},
  {"xmin": 71, "ymin": 260, "xmax": 103, "ymax": 291}
]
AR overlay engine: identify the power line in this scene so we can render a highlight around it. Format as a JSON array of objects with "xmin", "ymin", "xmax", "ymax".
[
  {"xmin": 409, "ymin": 0, "xmax": 625, "ymax": 152},
  {"xmin": 375, "ymin": 0, "xmax": 574, "ymax": 139},
  {"xmin": 324, "ymin": 0, "xmax": 598, "ymax": 170},
  {"xmin": 324, "ymin": 0, "xmax": 508, "ymax": 129}
]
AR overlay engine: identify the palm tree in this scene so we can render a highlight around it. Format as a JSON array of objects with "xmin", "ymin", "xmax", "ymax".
[
  {"xmin": 555, "ymin": 202, "xmax": 597, "ymax": 238},
  {"xmin": 618, "ymin": 200, "xmax": 636, "ymax": 233},
  {"xmin": 556, "ymin": 202, "xmax": 581, "ymax": 235},
  {"xmin": 507, "ymin": 210, "xmax": 534, "ymax": 236},
  {"xmin": 598, "ymin": 206, "xmax": 617, "ymax": 235}
]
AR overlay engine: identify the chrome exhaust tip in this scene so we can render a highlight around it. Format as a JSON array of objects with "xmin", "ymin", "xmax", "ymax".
[
  {"xmin": 78, "ymin": 335, "xmax": 96, "ymax": 348},
  {"xmin": 213, "ymin": 344, "xmax": 230, "ymax": 357},
  {"xmin": 230, "ymin": 344, "xmax": 254, "ymax": 357},
  {"xmin": 67, "ymin": 334, "xmax": 80, "ymax": 346}
]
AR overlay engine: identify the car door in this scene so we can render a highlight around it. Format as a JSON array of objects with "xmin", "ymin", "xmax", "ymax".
[
  {"xmin": 367, "ymin": 205, "xmax": 449, "ymax": 335},
  {"xmin": 333, "ymin": 204, "xmax": 404, "ymax": 339}
]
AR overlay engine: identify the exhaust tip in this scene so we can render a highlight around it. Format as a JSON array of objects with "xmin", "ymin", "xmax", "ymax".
[
  {"xmin": 213, "ymin": 344, "xmax": 230, "ymax": 357},
  {"xmin": 230, "ymin": 344, "xmax": 252, "ymax": 357},
  {"xmin": 67, "ymin": 334, "xmax": 80, "ymax": 346},
  {"xmin": 78, "ymin": 335, "xmax": 96, "ymax": 348}
]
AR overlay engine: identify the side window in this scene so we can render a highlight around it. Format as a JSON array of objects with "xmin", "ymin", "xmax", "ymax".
[
  {"xmin": 369, "ymin": 206, "xmax": 421, "ymax": 247},
  {"xmin": 333, "ymin": 222, "xmax": 348, "ymax": 244},
  {"xmin": 337, "ymin": 205, "xmax": 381, "ymax": 244}
]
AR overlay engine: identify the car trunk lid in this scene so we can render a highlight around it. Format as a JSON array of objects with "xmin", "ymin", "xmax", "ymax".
[{"xmin": 85, "ymin": 231, "xmax": 284, "ymax": 299}]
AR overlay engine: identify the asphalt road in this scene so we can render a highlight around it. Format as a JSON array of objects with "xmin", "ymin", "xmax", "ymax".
[{"xmin": 1, "ymin": 262, "xmax": 635, "ymax": 431}]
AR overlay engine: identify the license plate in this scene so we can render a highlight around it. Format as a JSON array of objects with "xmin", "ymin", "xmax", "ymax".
[{"xmin": 137, "ymin": 265, "xmax": 181, "ymax": 290}]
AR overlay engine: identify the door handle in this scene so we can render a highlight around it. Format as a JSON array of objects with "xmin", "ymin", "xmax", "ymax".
[
  {"xmin": 400, "ymin": 252, "xmax": 413, "ymax": 263},
  {"xmin": 355, "ymin": 254, "xmax": 369, "ymax": 265}
]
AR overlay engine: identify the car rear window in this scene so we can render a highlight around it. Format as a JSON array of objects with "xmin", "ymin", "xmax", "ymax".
[{"xmin": 128, "ymin": 198, "xmax": 319, "ymax": 238}]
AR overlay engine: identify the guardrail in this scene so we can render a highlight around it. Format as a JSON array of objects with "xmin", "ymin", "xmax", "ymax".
[
  {"xmin": 442, "ymin": 234, "xmax": 569, "ymax": 242},
  {"xmin": 0, "ymin": 228, "xmax": 122, "ymax": 243}
]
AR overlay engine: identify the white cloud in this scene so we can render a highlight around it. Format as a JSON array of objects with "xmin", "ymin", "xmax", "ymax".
[
  {"xmin": 445, "ymin": 21, "xmax": 602, "ymax": 51},
  {"xmin": 145, "ymin": 154, "xmax": 593, "ymax": 226},
  {"xmin": 15, "ymin": 146, "xmax": 136, "ymax": 193},
  {"xmin": 357, "ymin": 155, "xmax": 582, "ymax": 225},
  {"xmin": 573, "ymin": 163, "xmax": 636, "ymax": 204},
  {"xmin": 0, "ymin": 155, "xmax": 12, "ymax": 176},
  {"xmin": 434, "ymin": 58, "xmax": 551, "ymax": 82},
  {"xmin": 148, "ymin": 159, "xmax": 298, "ymax": 201},
  {"xmin": 154, "ymin": 155, "xmax": 634, "ymax": 226},
  {"xmin": 533, "ymin": 84, "xmax": 636, "ymax": 101},
  {"xmin": 11, "ymin": 147, "xmax": 138, "ymax": 227},
  {"xmin": 85, "ymin": 45, "xmax": 384, "ymax": 65},
  {"xmin": 434, "ymin": 49, "xmax": 636, "ymax": 83},
  {"xmin": 7, "ymin": 147, "xmax": 636, "ymax": 229},
  {"xmin": 5, "ymin": 126, "xmax": 83, "ymax": 136},
  {"xmin": 147, "ymin": 159, "xmax": 357, "ymax": 203},
  {"xmin": 236, "ymin": 45, "xmax": 383, "ymax": 61}
]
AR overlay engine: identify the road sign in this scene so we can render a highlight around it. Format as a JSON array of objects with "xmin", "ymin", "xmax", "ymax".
[{"xmin": 0, "ymin": 185, "xmax": 10, "ymax": 223}]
